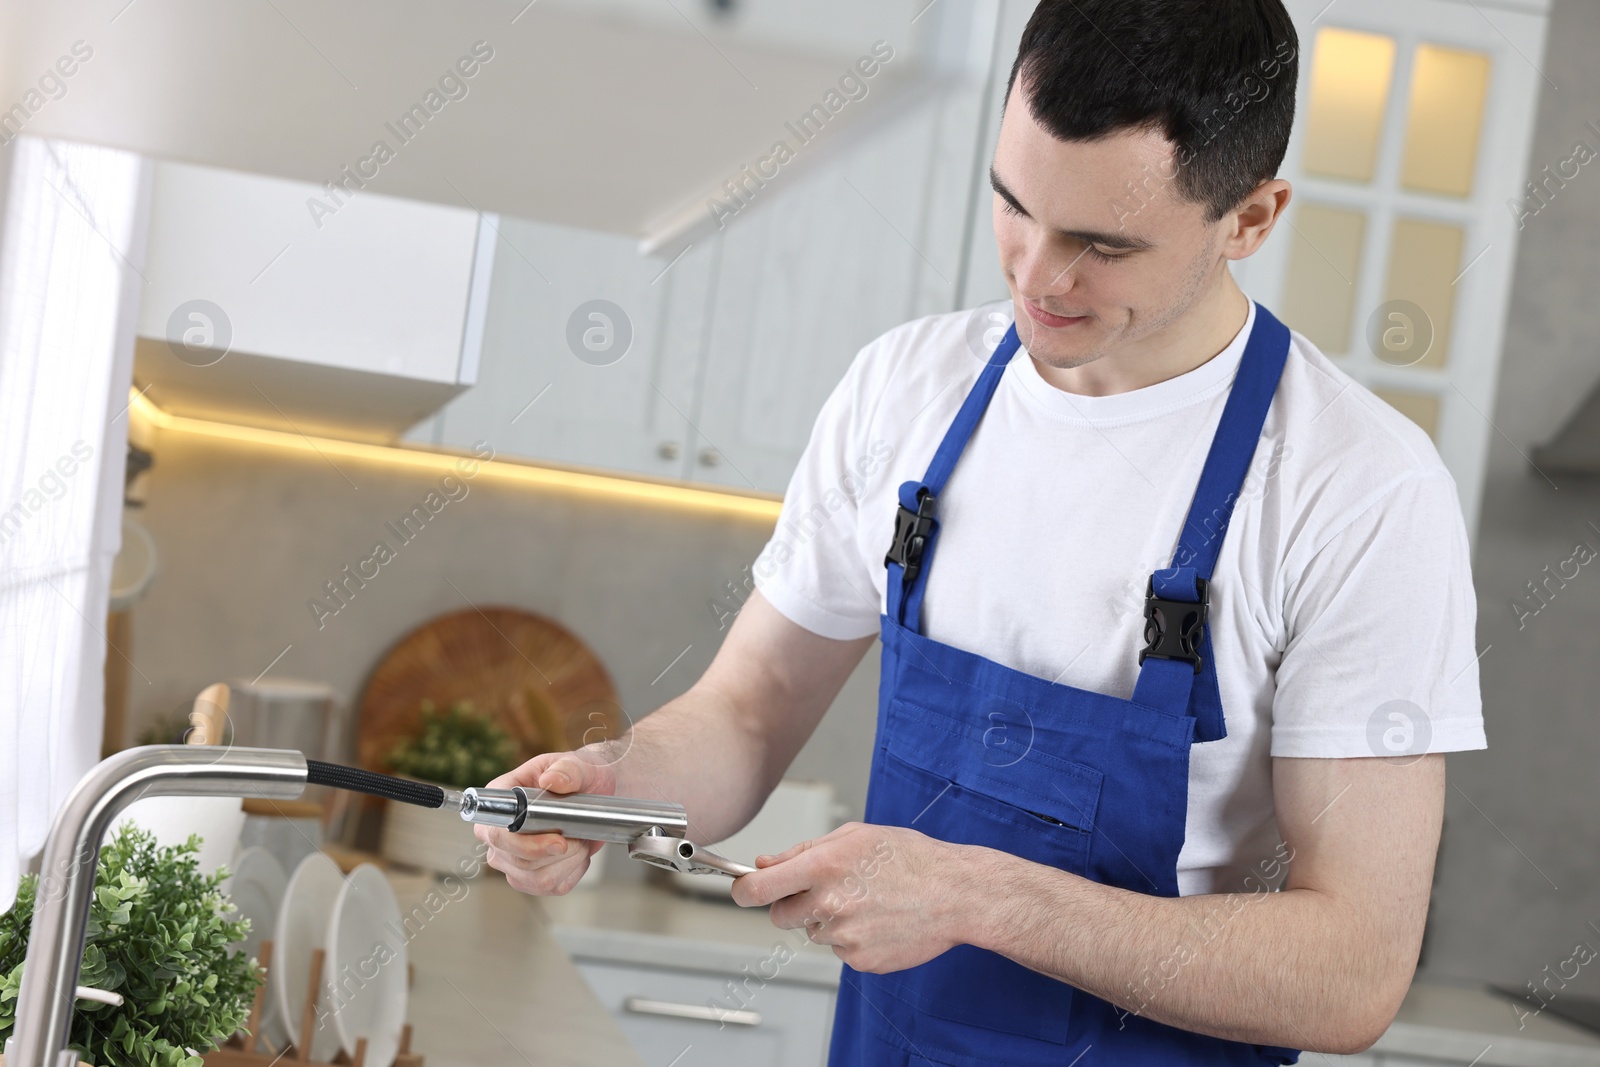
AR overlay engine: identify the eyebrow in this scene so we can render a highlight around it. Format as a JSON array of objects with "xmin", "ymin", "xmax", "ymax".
[{"xmin": 990, "ymin": 166, "xmax": 1157, "ymax": 252}]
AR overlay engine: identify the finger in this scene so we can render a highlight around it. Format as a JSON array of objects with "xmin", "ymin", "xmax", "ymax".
[
  {"xmin": 755, "ymin": 822, "xmax": 863, "ymax": 866},
  {"xmin": 484, "ymin": 832, "xmax": 579, "ymax": 869},
  {"xmin": 499, "ymin": 852, "xmax": 591, "ymax": 896},
  {"xmin": 768, "ymin": 889, "xmax": 828, "ymax": 931},
  {"xmin": 755, "ymin": 836, "xmax": 821, "ymax": 868},
  {"xmin": 489, "ymin": 841, "xmax": 587, "ymax": 878},
  {"xmin": 733, "ymin": 847, "xmax": 824, "ymax": 908},
  {"xmin": 534, "ymin": 754, "xmax": 595, "ymax": 794},
  {"xmin": 779, "ymin": 904, "xmax": 842, "ymax": 949},
  {"xmin": 487, "ymin": 752, "xmax": 561, "ymax": 790},
  {"xmin": 487, "ymin": 844, "xmax": 544, "ymax": 876}
]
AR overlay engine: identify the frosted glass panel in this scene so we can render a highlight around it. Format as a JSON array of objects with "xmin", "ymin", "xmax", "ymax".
[
  {"xmin": 1282, "ymin": 204, "xmax": 1367, "ymax": 354},
  {"xmin": 1303, "ymin": 28, "xmax": 1397, "ymax": 183},
  {"xmin": 1383, "ymin": 217, "xmax": 1464, "ymax": 369},
  {"xmin": 1401, "ymin": 44, "xmax": 1492, "ymax": 197},
  {"xmin": 1374, "ymin": 388, "xmax": 1441, "ymax": 439}
]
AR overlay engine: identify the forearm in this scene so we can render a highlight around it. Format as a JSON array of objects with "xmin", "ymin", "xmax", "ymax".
[
  {"xmin": 578, "ymin": 591, "xmax": 873, "ymax": 844},
  {"xmin": 593, "ymin": 679, "xmax": 781, "ymax": 844},
  {"xmin": 954, "ymin": 847, "xmax": 1411, "ymax": 1054}
]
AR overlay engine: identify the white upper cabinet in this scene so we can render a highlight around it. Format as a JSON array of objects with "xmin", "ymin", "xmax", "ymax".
[
  {"xmin": 425, "ymin": 218, "xmax": 717, "ymax": 482},
  {"xmin": 133, "ymin": 160, "xmax": 493, "ymax": 442}
]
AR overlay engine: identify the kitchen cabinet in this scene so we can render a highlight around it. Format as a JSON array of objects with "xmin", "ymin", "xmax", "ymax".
[
  {"xmin": 134, "ymin": 159, "xmax": 495, "ymax": 442},
  {"xmin": 540, "ymin": 881, "xmax": 841, "ymax": 1067},
  {"xmin": 575, "ymin": 959, "xmax": 834, "ymax": 1067},
  {"xmin": 421, "ymin": 219, "xmax": 718, "ymax": 482}
]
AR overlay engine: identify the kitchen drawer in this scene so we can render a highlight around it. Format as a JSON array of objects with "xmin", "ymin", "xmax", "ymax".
[{"xmin": 575, "ymin": 959, "xmax": 833, "ymax": 1067}]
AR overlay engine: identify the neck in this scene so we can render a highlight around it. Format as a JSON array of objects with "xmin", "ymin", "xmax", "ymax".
[{"xmin": 1031, "ymin": 270, "xmax": 1249, "ymax": 397}]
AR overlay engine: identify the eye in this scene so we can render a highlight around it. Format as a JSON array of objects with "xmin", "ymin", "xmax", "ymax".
[
  {"xmin": 999, "ymin": 198, "xmax": 1024, "ymax": 217},
  {"xmin": 1085, "ymin": 245, "xmax": 1129, "ymax": 263}
]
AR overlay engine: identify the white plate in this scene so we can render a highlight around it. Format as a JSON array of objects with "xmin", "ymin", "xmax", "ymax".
[
  {"xmin": 274, "ymin": 852, "xmax": 345, "ymax": 1061},
  {"xmin": 221, "ymin": 847, "xmax": 289, "ymax": 1050},
  {"xmin": 324, "ymin": 864, "xmax": 408, "ymax": 1067}
]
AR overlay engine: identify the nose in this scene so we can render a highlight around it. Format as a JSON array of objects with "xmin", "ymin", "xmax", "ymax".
[{"xmin": 1010, "ymin": 232, "xmax": 1078, "ymax": 303}]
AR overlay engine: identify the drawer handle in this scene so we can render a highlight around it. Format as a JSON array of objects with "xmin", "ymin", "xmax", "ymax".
[{"xmin": 622, "ymin": 995, "xmax": 762, "ymax": 1027}]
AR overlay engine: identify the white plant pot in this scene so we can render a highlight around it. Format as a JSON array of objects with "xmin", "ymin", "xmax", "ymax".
[{"xmin": 113, "ymin": 794, "xmax": 246, "ymax": 877}]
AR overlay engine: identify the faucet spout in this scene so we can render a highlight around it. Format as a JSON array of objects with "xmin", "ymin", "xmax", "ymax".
[{"xmin": 6, "ymin": 745, "xmax": 308, "ymax": 1067}]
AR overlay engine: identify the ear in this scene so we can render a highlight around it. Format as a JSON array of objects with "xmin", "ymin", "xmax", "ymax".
[{"xmin": 1222, "ymin": 178, "xmax": 1292, "ymax": 260}]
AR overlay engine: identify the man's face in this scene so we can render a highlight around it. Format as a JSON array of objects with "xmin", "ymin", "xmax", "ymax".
[{"xmin": 990, "ymin": 81, "xmax": 1230, "ymax": 370}]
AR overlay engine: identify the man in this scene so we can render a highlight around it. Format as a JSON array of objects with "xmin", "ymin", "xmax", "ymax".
[{"xmin": 477, "ymin": 1, "xmax": 1486, "ymax": 1062}]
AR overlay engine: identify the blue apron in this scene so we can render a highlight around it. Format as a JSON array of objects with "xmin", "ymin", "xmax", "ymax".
[{"xmin": 827, "ymin": 302, "xmax": 1301, "ymax": 1066}]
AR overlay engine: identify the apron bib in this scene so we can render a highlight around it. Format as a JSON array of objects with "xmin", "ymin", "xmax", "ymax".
[{"xmin": 827, "ymin": 304, "xmax": 1302, "ymax": 1067}]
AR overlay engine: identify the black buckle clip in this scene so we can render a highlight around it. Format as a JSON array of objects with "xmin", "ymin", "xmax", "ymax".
[
  {"xmin": 1138, "ymin": 576, "xmax": 1209, "ymax": 674},
  {"xmin": 884, "ymin": 490, "xmax": 937, "ymax": 584}
]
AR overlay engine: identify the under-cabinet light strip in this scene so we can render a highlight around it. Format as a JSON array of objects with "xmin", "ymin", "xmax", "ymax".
[{"xmin": 127, "ymin": 391, "xmax": 784, "ymax": 521}]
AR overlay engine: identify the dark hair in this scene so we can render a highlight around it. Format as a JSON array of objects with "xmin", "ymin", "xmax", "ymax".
[{"xmin": 1005, "ymin": 0, "xmax": 1299, "ymax": 223}]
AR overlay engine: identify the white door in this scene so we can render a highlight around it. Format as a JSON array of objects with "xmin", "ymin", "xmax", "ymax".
[{"xmin": 1240, "ymin": 0, "xmax": 1550, "ymax": 544}]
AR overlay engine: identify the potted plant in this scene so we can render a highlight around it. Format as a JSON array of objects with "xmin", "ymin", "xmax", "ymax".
[
  {"xmin": 0, "ymin": 825, "xmax": 262, "ymax": 1067},
  {"xmin": 380, "ymin": 701, "xmax": 518, "ymax": 877}
]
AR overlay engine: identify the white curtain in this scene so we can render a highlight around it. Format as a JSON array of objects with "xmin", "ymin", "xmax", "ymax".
[{"xmin": 0, "ymin": 137, "xmax": 144, "ymax": 912}]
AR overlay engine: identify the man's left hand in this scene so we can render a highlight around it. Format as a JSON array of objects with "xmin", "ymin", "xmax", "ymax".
[{"xmin": 729, "ymin": 822, "xmax": 978, "ymax": 974}]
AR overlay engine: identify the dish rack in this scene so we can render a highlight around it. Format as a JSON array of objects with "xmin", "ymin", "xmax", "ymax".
[{"xmin": 203, "ymin": 940, "xmax": 423, "ymax": 1067}]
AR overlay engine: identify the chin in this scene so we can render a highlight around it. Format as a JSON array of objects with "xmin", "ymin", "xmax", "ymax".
[{"xmin": 1017, "ymin": 324, "xmax": 1102, "ymax": 367}]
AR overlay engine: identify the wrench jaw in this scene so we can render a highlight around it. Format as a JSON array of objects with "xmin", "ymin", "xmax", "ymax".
[{"xmin": 626, "ymin": 833, "xmax": 757, "ymax": 878}]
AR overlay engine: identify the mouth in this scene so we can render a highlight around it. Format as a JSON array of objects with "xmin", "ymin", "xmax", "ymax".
[{"xmin": 1023, "ymin": 301, "xmax": 1090, "ymax": 329}]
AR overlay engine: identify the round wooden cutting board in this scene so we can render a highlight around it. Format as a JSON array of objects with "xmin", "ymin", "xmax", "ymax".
[{"xmin": 357, "ymin": 607, "xmax": 624, "ymax": 775}]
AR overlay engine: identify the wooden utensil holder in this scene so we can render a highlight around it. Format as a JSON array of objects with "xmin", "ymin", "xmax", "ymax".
[{"xmin": 203, "ymin": 940, "xmax": 422, "ymax": 1067}]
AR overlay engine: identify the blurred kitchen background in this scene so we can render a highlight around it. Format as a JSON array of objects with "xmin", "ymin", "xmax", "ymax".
[{"xmin": 3, "ymin": 0, "xmax": 1599, "ymax": 1064}]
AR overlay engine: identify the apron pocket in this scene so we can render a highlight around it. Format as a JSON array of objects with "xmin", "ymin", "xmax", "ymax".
[{"xmin": 883, "ymin": 697, "xmax": 1106, "ymax": 842}]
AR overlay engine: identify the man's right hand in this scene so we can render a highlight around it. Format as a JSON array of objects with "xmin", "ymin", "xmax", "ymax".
[{"xmin": 475, "ymin": 749, "xmax": 618, "ymax": 896}]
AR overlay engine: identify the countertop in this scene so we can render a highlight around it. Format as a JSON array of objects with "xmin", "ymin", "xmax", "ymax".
[
  {"xmin": 538, "ymin": 876, "xmax": 842, "ymax": 988},
  {"xmin": 386, "ymin": 870, "xmax": 643, "ymax": 1067}
]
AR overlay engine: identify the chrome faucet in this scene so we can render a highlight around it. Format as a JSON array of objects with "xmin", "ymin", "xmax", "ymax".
[
  {"xmin": 5, "ymin": 745, "xmax": 309, "ymax": 1067},
  {"xmin": 5, "ymin": 744, "xmax": 751, "ymax": 1067}
]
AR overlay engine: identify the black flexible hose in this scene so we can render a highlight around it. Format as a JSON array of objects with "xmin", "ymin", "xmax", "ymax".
[{"xmin": 305, "ymin": 759, "xmax": 446, "ymax": 808}]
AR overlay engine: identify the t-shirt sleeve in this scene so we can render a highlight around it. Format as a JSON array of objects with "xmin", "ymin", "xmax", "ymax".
[
  {"xmin": 752, "ymin": 341, "xmax": 894, "ymax": 641},
  {"xmin": 1271, "ymin": 468, "xmax": 1487, "ymax": 758}
]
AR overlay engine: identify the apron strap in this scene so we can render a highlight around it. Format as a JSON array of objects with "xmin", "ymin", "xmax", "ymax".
[
  {"xmin": 887, "ymin": 324, "xmax": 1021, "ymax": 629},
  {"xmin": 1130, "ymin": 303, "xmax": 1292, "ymax": 738}
]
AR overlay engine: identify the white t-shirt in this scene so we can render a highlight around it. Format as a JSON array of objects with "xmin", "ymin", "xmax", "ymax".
[{"xmin": 753, "ymin": 297, "xmax": 1487, "ymax": 896}]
